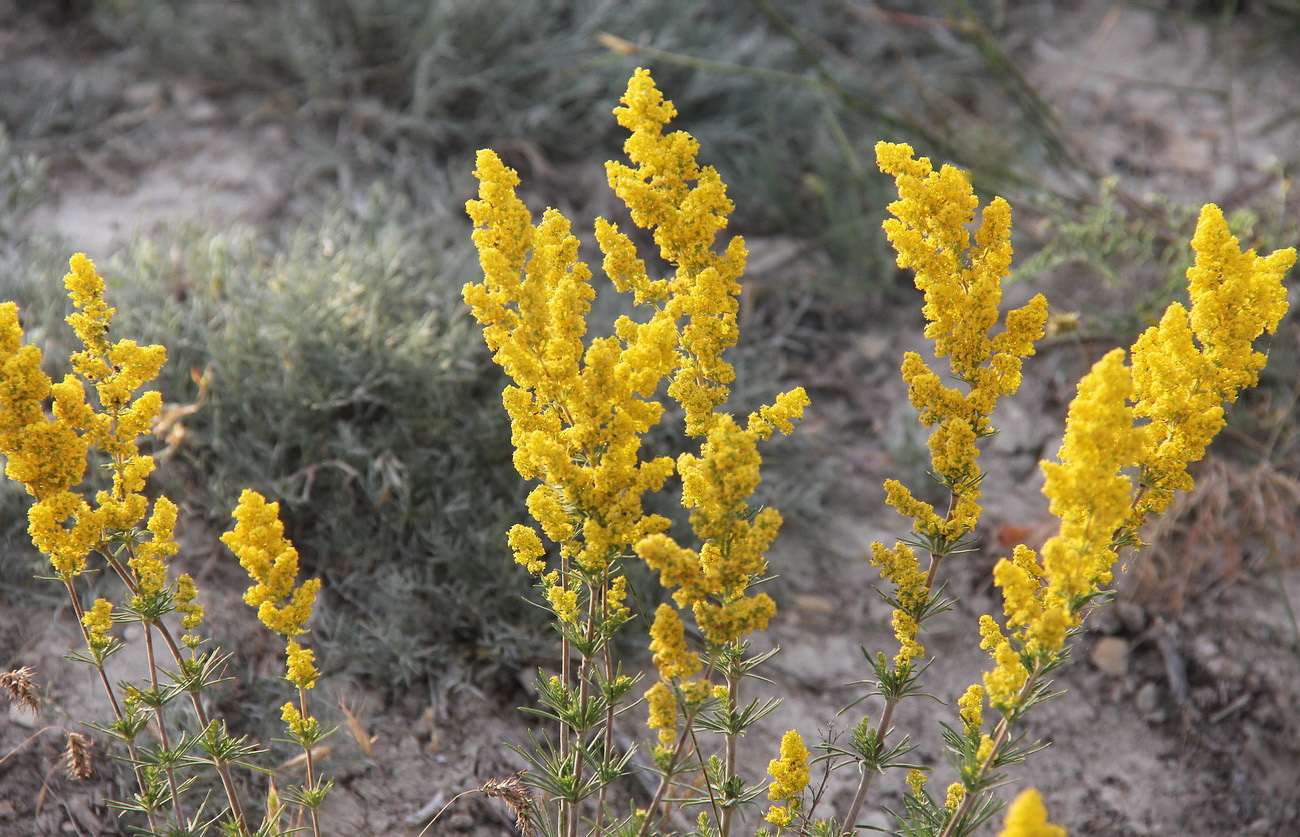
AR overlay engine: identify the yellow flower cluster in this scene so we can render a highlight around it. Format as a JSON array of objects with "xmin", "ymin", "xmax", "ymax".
[
  {"xmin": 644, "ymin": 681, "xmax": 677, "ymax": 747},
  {"xmin": 977, "ymin": 204, "xmax": 1293, "ymax": 717},
  {"xmin": 876, "ymin": 142, "xmax": 1048, "ymax": 504},
  {"xmin": 648, "ymin": 603, "xmax": 701, "ymax": 680},
  {"xmin": 175, "ymin": 573, "xmax": 204, "ymax": 633},
  {"xmin": 0, "ymin": 303, "xmax": 95, "ymax": 576},
  {"xmin": 957, "ymin": 683, "xmax": 984, "ymax": 736},
  {"xmin": 2, "ymin": 255, "xmax": 180, "ymax": 591},
  {"xmin": 765, "ymin": 730, "xmax": 810, "ymax": 828},
  {"xmin": 997, "ymin": 788, "xmax": 1066, "ymax": 837},
  {"xmin": 871, "ymin": 144, "xmax": 1047, "ymax": 673},
  {"xmin": 284, "ymin": 640, "xmax": 318, "ymax": 690},
  {"xmin": 606, "ymin": 68, "xmax": 750, "ymax": 437},
  {"xmin": 83, "ymin": 598, "xmax": 115, "ymax": 651},
  {"xmin": 220, "ymin": 489, "xmax": 320, "ymax": 639},
  {"xmin": 867, "ymin": 541, "xmax": 928, "ymax": 666},
  {"xmin": 465, "ymin": 146, "xmax": 677, "ymax": 577},
  {"xmin": 1130, "ymin": 204, "xmax": 1293, "ymax": 520},
  {"xmin": 466, "ymin": 71, "xmax": 807, "ymax": 731},
  {"xmin": 281, "ymin": 701, "xmax": 320, "ymax": 740},
  {"xmin": 638, "ymin": 414, "xmax": 796, "ymax": 644}
]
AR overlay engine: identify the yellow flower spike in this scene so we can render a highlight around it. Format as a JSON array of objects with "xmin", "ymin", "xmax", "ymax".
[
  {"xmin": 644, "ymin": 681, "xmax": 677, "ymax": 746},
  {"xmin": 906, "ymin": 768, "xmax": 927, "ymax": 797},
  {"xmin": 764, "ymin": 730, "xmax": 810, "ymax": 828},
  {"xmin": 221, "ymin": 489, "xmax": 320, "ymax": 638},
  {"xmin": 606, "ymin": 69, "xmax": 748, "ymax": 435},
  {"xmin": 284, "ymin": 640, "xmax": 318, "ymax": 690},
  {"xmin": 891, "ymin": 609, "xmax": 924, "ymax": 667},
  {"xmin": 64, "ymin": 254, "xmax": 115, "ymax": 382},
  {"xmin": 648, "ymin": 603, "xmax": 701, "ymax": 680},
  {"xmin": 866, "ymin": 541, "xmax": 928, "ymax": 613},
  {"xmin": 175, "ymin": 573, "xmax": 204, "ymax": 632},
  {"xmin": 992, "ymin": 551, "xmax": 1043, "ymax": 632},
  {"xmin": 0, "ymin": 311, "xmax": 90, "ymax": 504},
  {"xmin": 1040, "ymin": 349, "xmax": 1143, "ymax": 601},
  {"xmin": 945, "ymin": 783, "xmax": 966, "ymax": 810},
  {"xmin": 1027, "ymin": 604, "xmax": 1070, "ymax": 655},
  {"xmin": 983, "ymin": 637, "xmax": 1029, "ymax": 713},
  {"xmin": 507, "ymin": 524, "xmax": 547, "ymax": 574},
  {"xmin": 82, "ymin": 598, "xmax": 114, "ymax": 651},
  {"xmin": 544, "ymin": 583, "xmax": 579, "ymax": 624},
  {"xmin": 998, "ymin": 788, "xmax": 1067, "ymax": 837},
  {"xmin": 957, "ymin": 684, "xmax": 985, "ymax": 735},
  {"xmin": 746, "ymin": 387, "xmax": 811, "ymax": 440},
  {"xmin": 1130, "ymin": 205, "xmax": 1294, "ymax": 519},
  {"xmin": 27, "ymin": 492, "xmax": 99, "ymax": 578},
  {"xmin": 281, "ymin": 701, "xmax": 319, "ymax": 740}
]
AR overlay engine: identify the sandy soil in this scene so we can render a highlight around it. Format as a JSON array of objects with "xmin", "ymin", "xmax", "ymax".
[{"xmin": 2, "ymin": 3, "xmax": 1299, "ymax": 835}]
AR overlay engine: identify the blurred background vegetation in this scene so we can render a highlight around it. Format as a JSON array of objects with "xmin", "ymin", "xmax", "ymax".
[{"xmin": 1, "ymin": 0, "xmax": 1297, "ymax": 689}]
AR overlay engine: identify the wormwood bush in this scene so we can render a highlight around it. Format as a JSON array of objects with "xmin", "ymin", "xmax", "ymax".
[{"xmin": 457, "ymin": 69, "xmax": 1295, "ymax": 836}]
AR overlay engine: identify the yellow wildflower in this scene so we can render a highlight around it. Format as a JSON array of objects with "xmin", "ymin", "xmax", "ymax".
[
  {"xmin": 957, "ymin": 684, "xmax": 984, "ymax": 735},
  {"xmin": 507, "ymin": 524, "xmax": 547, "ymax": 574},
  {"xmin": 175, "ymin": 573, "xmax": 204, "ymax": 632},
  {"xmin": 220, "ymin": 489, "xmax": 320, "ymax": 637},
  {"xmin": 873, "ymin": 143, "xmax": 1049, "ymax": 638},
  {"xmin": 644, "ymin": 681, "xmax": 677, "ymax": 746},
  {"xmin": 945, "ymin": 782, "xmax": 966, "ymax": 810},
  {"xmin": 648, "ymin": 603, "xmax": 701, "ymax": 680},
  {"xmin": 984, "ymin": 635, "xmax": 1028, "ymax": 713},
  {"xmin": 906, "ymin": 768, "xmax": 927, "ymax": 797},
  {"xmin": 284, "ymin": 640, "xmax": 318, "ymax": 690},
  {"xmin": 867, "ymin": 541, "xmax": 928, "ymax": 613},
  {"xmin": 766, "ymin": 730, "xmax": 810, "ymax": 827},
  {"xmin": 544, "ymin": 582, "xmax": 579, "ymax": 624},
  {"xmin": 64, "ymin": 254, "xmax": 115, "ymax": 382},
  {"xmin": 998, "ymin": 788, "xmax": 1067, "ymax": 837},
  {"xmin": 891, "ymin": 609, "xmax": 923, "ymax": 668},
  {"xmin": 1131, "ymin": 204, "xmax": 1294, "ymax": 519},
  {"xmin": 1040, "ymin": 349, "xmax": 1143, "ymax": 602},
  {"xmin": 82, "ymin": 598, "xmax": 114, "ymax": 651},
  {"xmin": 27, "ymin": 492, "xmax": 99, "ymax": 578},
  {"xmin": 607, "ymin": 68, "xmax": 748, "ymax": 435},
  {"xmin": 281, "ymin": 701, "xmax": 320, "ymax": 740}
]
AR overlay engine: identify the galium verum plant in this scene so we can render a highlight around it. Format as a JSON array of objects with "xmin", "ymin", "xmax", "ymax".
[
  {"xmin": 0, "ymin": 255, "xmax": 332, "ymax": 836},
  {"xmin": 464, "ymin": 68, "xmax": 1294, "ymax": 836}
]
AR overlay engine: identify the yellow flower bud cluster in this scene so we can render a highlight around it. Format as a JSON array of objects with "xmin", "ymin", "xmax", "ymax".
[
  {"xmin": 764, "ymin": 729, "xmax": 810, "ymax": 828},
  {"xmin": 174, "ymin": 573, "xmax": 204, "ymax": 634},
  {"xmin": 637, "ymin": 414, "xmax": 801, "ymax": 645},
  {"xmin": 82, "ymin": 598, "xmax": 115, "ymax": 651},
  {"xmin": 977, "ymin": 204, "xmax": 1293, "ymax": 717},
  {"xmin": 220, "ymin": 489, "xmax": 320, "ymax": 639},
  {"xmin": 465, "ymin": 71, "xmax": 808, "ymax": 736},
  {"xmin": 1130, "ymin": 205, "xmax": 1293, "ymax": 521},
  {"xmin": 221, "ymin": 489, "xmax": 322, "ymax": 700},
  {"xmin": 876, "ymin": 142, "xmax": 1048, "ymax": 514},
  {"xmin": 2, "ymin": 255, "xmax": 189, "ymax": 608},
  {"xmin": 871, "ymin": 144, "xmax": 1048, "ymax": 674}
]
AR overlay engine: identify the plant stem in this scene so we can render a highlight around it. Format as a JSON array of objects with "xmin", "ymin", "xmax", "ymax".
[
  {"xmin": 300, "ymin": 688, "xmax": 322, "ymax": 837},
  {"xmin": 719, "ymin": 666, "xmax": 740, "ymax": 837},
  {"xmin": 65, "ymin": 581, "xmax": 161, "ymax": 835},
  {"xmin": 142, "ymin": 623, "xmax": 186, "ymax": 818},
  {"xmin": 837, "ymin": 694, "xmax": 900, "ymax": 837}
]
